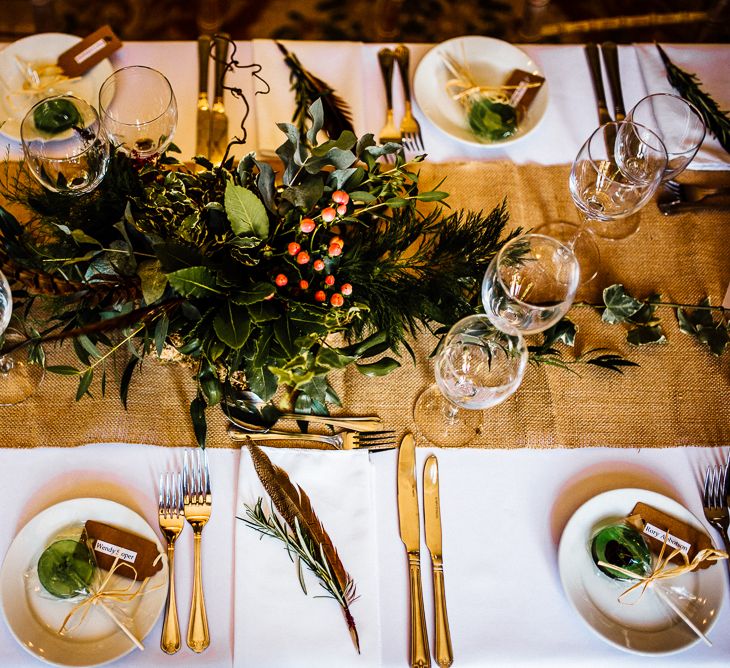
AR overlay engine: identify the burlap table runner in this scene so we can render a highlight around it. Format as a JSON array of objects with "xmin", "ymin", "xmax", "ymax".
[{"xmin": 2, "ymin": 162, "xmax": 728, "ymax": 449}]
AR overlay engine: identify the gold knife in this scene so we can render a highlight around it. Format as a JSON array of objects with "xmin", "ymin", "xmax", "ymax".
[
  {"xmin": 195, "ymin": 35, "xmax": 212, "ymax": 158},
  {"xmin": 424, "ymin": 456, "xmax": 453, "ymax": 668},
  {"xmin": 397, "ymin": 433, "xmax": 431, "ymax": 668},
  {"xmin": 209, "ymin": 34, "xmax": 230, "ymax": 163}
]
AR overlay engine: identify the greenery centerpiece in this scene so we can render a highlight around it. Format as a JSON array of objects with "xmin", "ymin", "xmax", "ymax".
[{"xmin": 0, "ymin": 99, "xmax": 517, "ymax": 445}]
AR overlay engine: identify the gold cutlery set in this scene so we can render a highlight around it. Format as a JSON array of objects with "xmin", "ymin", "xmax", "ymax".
[
  {"xmin": 378, "ymin": 45, "xmax": 425, "ymax": 152},
  {"xmin": 158, "ymin": 449, "xmax": 212, "ymax": 654},
  {"xmin": 196, "ymin": 34, "xmax": 230, "ymax": 162},
  {"xmin": 398, "ymin": 433, "xmax": 453, "ymax": 668}
]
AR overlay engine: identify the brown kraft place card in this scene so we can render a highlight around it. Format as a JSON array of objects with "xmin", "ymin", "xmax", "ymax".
[{"xmin": 83, "ymin": 520, "xmax": 163, "ymax": 580}]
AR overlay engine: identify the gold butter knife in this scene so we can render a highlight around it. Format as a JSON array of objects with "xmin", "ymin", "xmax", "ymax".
[
  {"xmin": 209, "ymin": 33, "xmax": 230, "ymax": 163},
  {"xmin": 424, "ymin": 456, "xmax": 453, "ymax": 668},
  {"xmin": 398, "ymin": 433, "xmax": 431, "ymax": 668},
  {"xmin": 195, "ymin": 35, "xmax": 212, "ymax": 158}
]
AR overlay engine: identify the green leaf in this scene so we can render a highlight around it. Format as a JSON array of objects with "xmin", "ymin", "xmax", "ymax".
[
  {"xmin": 224, "ymin": 182, "xmax": 270, "ymax": 238},
  {"xmin": 247, "ymin": 301, "xmax": 280, "ymax": 323},
  {"xmin": 281, "ymin": 175, "xmax": 324, "ymax": 210},
  {"xmin": 167, "ymin": 266, "xmax": 220, "ymax": 297},
  {"xmin": 77, "ymin": 334, "xmax": 102, "ymax": 359},
  {"xmin": 356, "ymin": 357, "xmax": 401, "ymax": 377},
  {"xmin": 542, "ymin": 318, "xmax": 577, "ymax": 348},
  {"xmin": 154, "ymin": 314, "xmax": 169, "ymax": 357},
  {"xmin": 414, "ymin": 191, "xmax": 449, "ymax": 202},
  {"xmin": 700, "ymin": 325, "xmax": 729, "ymax": 356},
  {"xmin": 75, "ymin": 369, "xmax": 93, "ymax": 401},
  {"xmin": 232, "ymin": 283, "xmax": 276, "ymax": 305},
  {"xmin": 46, "ymin": 365, "xmax": 79, "ymax": 376},
  {"xmin": 348, "ymin": 190, "xmax": 376, "ymax": 203},
  {"xmin": 120, "ymin": 357, "xmax": 140, "ymax": 410},
  {"xmin": 246, "ymin": 365, "xmax": 278, "ymax": 401},
  {"xmin": 70, "ymin": 229, "xmax": 102, "ymax": 246},
  {"xmin": 213, "ymin": 303, "xmax": 251, "ymax": 350},
  {"xmin": 316, "ymin": 346, "xmax": 357, "ymax": 371},
  {"xmin": 586, "ymin": 354, "xmax": 640, "ymax": 374},
  {"xmin": 138, "ymin": 259, "xmax": 168, "ymax": 304},
  {"xmin": 190, "ymin": 395, "xmax": 207, "ymax": 447},
  {"xmin": 626, "ymin": 325, "xmax": 667, "ymax": 346},
  {"xmin": 384, "ymin": 197, "xmax": 408, "ymax": 208},
  {"xmin": 311, "ymin": 130, "xmax": 357, "ymax": 156},
  {"xmin": 602, "ymin": 284, "xmax": 643, "ymax": 324}
]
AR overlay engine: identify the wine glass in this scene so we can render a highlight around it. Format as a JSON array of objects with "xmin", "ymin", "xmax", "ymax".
[
  {"xmin": 481, "ymin": 233, "xmax": 580, "ymax": 336},
  {"xmin": 626, "ymin": 93, "xmax": 706, "ymax": 182},
  {"xmin": 413, "ymin": 314, "xmax": 527, "ymax": 447},
  {"xmin": 0, "ymin": 270, "xmax": 43, "ymax": 405},
  {"xmin": 20, "ymin": 95, "xmax": 110, "ymax": 195},
  {"xmin": 98, "ymin": 66, "xmax": 178, "ymax": 160},
  {"xmin": 538, "ymin": 121, "xmax": 668, "ymax": 281}
]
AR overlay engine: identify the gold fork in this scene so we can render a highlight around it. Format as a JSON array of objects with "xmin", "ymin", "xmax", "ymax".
[
  {"xmin": 183, "ymin": 449, "xmax": 212, "ymax": 652},
  {"xmin": 377, "ymin": 48, "xmax": 401, "ymax": 156},
  {"xmin": 227, "ymin": 426, "xmax": 398, "ymax": 450},
  {"xmin": 158, "ymin": 472, "xmax": 184, "ymax": 654},
  {"xmin": 394, "ymin": 44, "xmax": 424, "ymax": 152}
]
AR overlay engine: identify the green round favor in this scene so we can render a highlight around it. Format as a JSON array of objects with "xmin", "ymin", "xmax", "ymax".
[
  {"xmin": 32, "ymin": 98, "xmax": 82, "ymax": 135},
  {"xmin": 590, "ymin": 522, "xmax": 652, "ymax": 582},
  {"xmin": 37, "ymin": 539, "xmax": 95, "ymax": 598}
]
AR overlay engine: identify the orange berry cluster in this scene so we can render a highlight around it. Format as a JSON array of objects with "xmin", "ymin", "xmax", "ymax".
[{"xmin": 272, "ymin": 190, "xmax": 353, "ymax": 307}]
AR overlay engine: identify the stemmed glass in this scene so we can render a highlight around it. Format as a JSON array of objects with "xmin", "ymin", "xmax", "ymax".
[
  {"xmin": 20, "ymin": 95, "xmax": 110, "ymax": 195},
  {"xmin": 98, "ymin": 66, "xmax": 178, "ymax": 160},
  {"xmin": 481, "ymin": 233, "xmax": 580, "ymax": 336},
  {"xmin": 626, "ymin": 93, "xmax": 706, "ymax": 182},
  {"xmin": 540, "ymin": 121, "xmax": 668, "ymax": 281},
  {"xmin": 0, "ymin": 270, "xmax": 43, "ymax": 405},
  {"xmin": 413, "ymin": 314, "xmax": 528, "ymax": 447}
]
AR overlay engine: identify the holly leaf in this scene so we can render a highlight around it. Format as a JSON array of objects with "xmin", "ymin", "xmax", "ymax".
[
  {"xmin": 224, "ymin": 182, "xmax": 270, "ymax": 238},
  {"xmin": 602, "ymin": 284, "xmax": 643, "ymax": 324}
]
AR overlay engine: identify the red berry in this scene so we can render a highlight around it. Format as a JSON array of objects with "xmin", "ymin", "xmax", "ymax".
[
  {"xmin": 332, "ymin": 190, "xmax": 349, "ymax": 205},
  {"xmin": 300, "ymin": 218, "xmax": 316, "ymax": 233},
  {"xmin": 337, "ymin": 203, "xmax": 347, "ymax": 216},
  {"xmin": 321, "ymin": 207, "xmax": 336, "ymax": 222},
  {"xmin": 341, "ymin": 283, "xmax": 352, "ymax": 296},
  {"xmin": 330, "ymin": 236, "xmax": 344, "ymax": 248},
  {"xmin": 314, "ymin": 290, "xmax": 327, "ymax": 302},
  {"xmin": 288, "ymin": 241, "xmax": 301, "ymax": 255},
  {"xmin": 313, "ymin": 259, "xmax": 325, "ymax": 271},
  {"xmin": 328, "ymin": 244, "xmax": 342, "ymax": 257},
  {"xmin": 297, "ymin": 251, "xmax": 310, "ymax": 265},
  {"xmin": 324, "ymin": 274, "xmax": 335, "ymax": 286},
  {"xmin": 299, "ymin": 279, "xmax": 309, "ymax": 290},
  {"xmin": 274, "ymin": 274, "xmax": 288, "ymax": 287},
  {"xmin": 330, "ymin": 293, "xmax": 344, "ymax": 307}
]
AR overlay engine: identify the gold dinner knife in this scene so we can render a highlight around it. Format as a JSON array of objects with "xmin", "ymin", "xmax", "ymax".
[
  {"xmin": 424, "ymin": 456, "xmax": 453, "ymax": 668},
  {"xmin": 209, "ymin": 33, "xmax": 230, "ymax": 163},
  {"xmin": 398, "ymin": 433, "xmax": 431, "ymax": 668},
  {"xmin": 195, "ymin": 35, "xmax": 212, "ymax": 158}
]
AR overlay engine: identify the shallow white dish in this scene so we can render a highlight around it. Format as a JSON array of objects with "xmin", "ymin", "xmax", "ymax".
[
  {"xmin": 413, "ymin": 35, "xmax": 548, "ymax": 148},
  {"xmin": 558, "ymin": 487, "xmax": 723, "ymax": 655},
  {"xmin": 0, "ymin": 498, "xmax": 167, "ymax": 667},
  {"xmin": 0, "ymin": 33, "xmax": 113, "ymax": 143}
]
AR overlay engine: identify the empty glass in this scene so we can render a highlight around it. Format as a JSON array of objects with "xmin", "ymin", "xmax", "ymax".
[
  {"xmin": 98, "ymin": 66, "xmax": 178, "ymax": 160},
  {"xmin": 413, "ymin": 314, "xmax": 527, "ymax": 446},
  {"xmin": 20, "ymin": 95, "xmax": 109, "ymax": 195},
  {"xmin": 482, "ymin": 234, "xmax": 580, "ymax": 335},
  {"xmin": 0, "ymin": 270, "xmax": 43, "ymax": 405},
  {"xmin": 626, "ymin": 93, "xmax": 706, "ymax": 182}
]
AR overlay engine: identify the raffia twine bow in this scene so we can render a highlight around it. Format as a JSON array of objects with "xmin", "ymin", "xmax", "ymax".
[
  {"xmin": 58, "ymin": 552, "xmax": 163, "ymax": 648},
  {"xmin": 598, "ymin": 531, "xmax": 728, "ymax": 604}
]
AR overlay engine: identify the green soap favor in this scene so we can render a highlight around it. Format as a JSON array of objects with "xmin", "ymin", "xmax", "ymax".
[
  {"xmin": 591, "ymin": 523, "xmax": 652, "ymax": 581},
  {"xmin": 37, "ymin": 539, "xmax": 95, "ymax": 598},
  {"xmin": 467, "ymin": 97, "xmax": 518, "ymax": 142},
  {"xmin": 33, "ymin": 99, "xmax": 82, "ymax": 134}
]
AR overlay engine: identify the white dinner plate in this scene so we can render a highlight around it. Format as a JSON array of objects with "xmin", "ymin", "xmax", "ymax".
[
  {"xmin": 413, "ymin": 35, "xmax": 548, "ymax": 148},
  {"xmin": 0, "ymin": 498, "xmax": 168, "ymax": 667},
  {"xmin": 0, "ymin": 33, "xmax": 113, "ymax": 142},
  {"xmin": 558, "ymin": 488, "xmax": 723, "ymax": 655}
]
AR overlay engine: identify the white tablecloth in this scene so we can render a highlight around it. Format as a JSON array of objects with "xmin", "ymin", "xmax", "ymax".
[
  {"xmin": 2, "ymin": 41, "xmax": 729, "ymax": 169},
  {"xmin": 1, "ymin": 443, "xmax": 729, "ymax": 667}
]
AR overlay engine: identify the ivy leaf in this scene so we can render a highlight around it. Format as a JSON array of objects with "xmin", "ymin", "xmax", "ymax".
[
  {"xmin": 167, "ymin": 266, "xmax": 220, "ymax": 297},
  {"xmin": 138, "ymin": 259, "xmax": 168, "ymax": 304},
  {"xmin": 356, "ymin": 357, "xmax": 401, "ymax": 377},
  {"xmin": 213, "ymin": 303, "xmax": 251, "ymax": 350},
  {"xmin": 602, "ymin": 284, "xmax": 643, "ymax": 324},
  {"xmin": 677, "ymin": 300, "xmax": 729, "ymax": 356},
  {"xmin": 224, "ymin": 182, "xmax": 270, "ymax": 238},
  {"xmin": 246, "ymin": 364, "xmax": 278, "ymax": 401},
  {"xmin": 316, "ymin": 347, "xmax": 357, "ymax": 371},
  {"xmin": 626, "ymin": 324, "xmax": 667, "ymax": 346},
  {"xmin": 542, "ymin": 318, "xmax": 577, "ymax": 349}
]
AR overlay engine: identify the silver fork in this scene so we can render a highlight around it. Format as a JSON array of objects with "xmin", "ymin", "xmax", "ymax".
[
  {"xmin": 394, "ymin": 44, "xmax": 424, "ymax": 152},
  {"xmin": 377, "ymin": 47, "xmax": 400, "ymax": 162},
  {"xmin": 702, "ymin": 463, "xmax": 730, "ymax": 582},
  {"xmin": 227, "ymin": 425, "xmax": 397, "ymax": 450}
]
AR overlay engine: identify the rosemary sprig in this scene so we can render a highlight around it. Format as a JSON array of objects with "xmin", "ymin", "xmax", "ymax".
[
  {"xmin": 656, "ymin": 43, "xmax": 730, "ymax": 155},
  {"xmin": 240, "ymin": 498, "xmax": 360, "ymax": 652}
]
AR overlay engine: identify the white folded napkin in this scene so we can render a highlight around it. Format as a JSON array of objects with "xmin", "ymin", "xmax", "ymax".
[
  {"xmin": 633, "ymin": 43, "xmax": 730, "ymax": 170},
  {"xmin": 251, "ymin": 39, "xmax": 366, "ymax": 156},
  {"xmin": 234, "ymin": 446, "xmax": 381, "ymax": 667}
]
